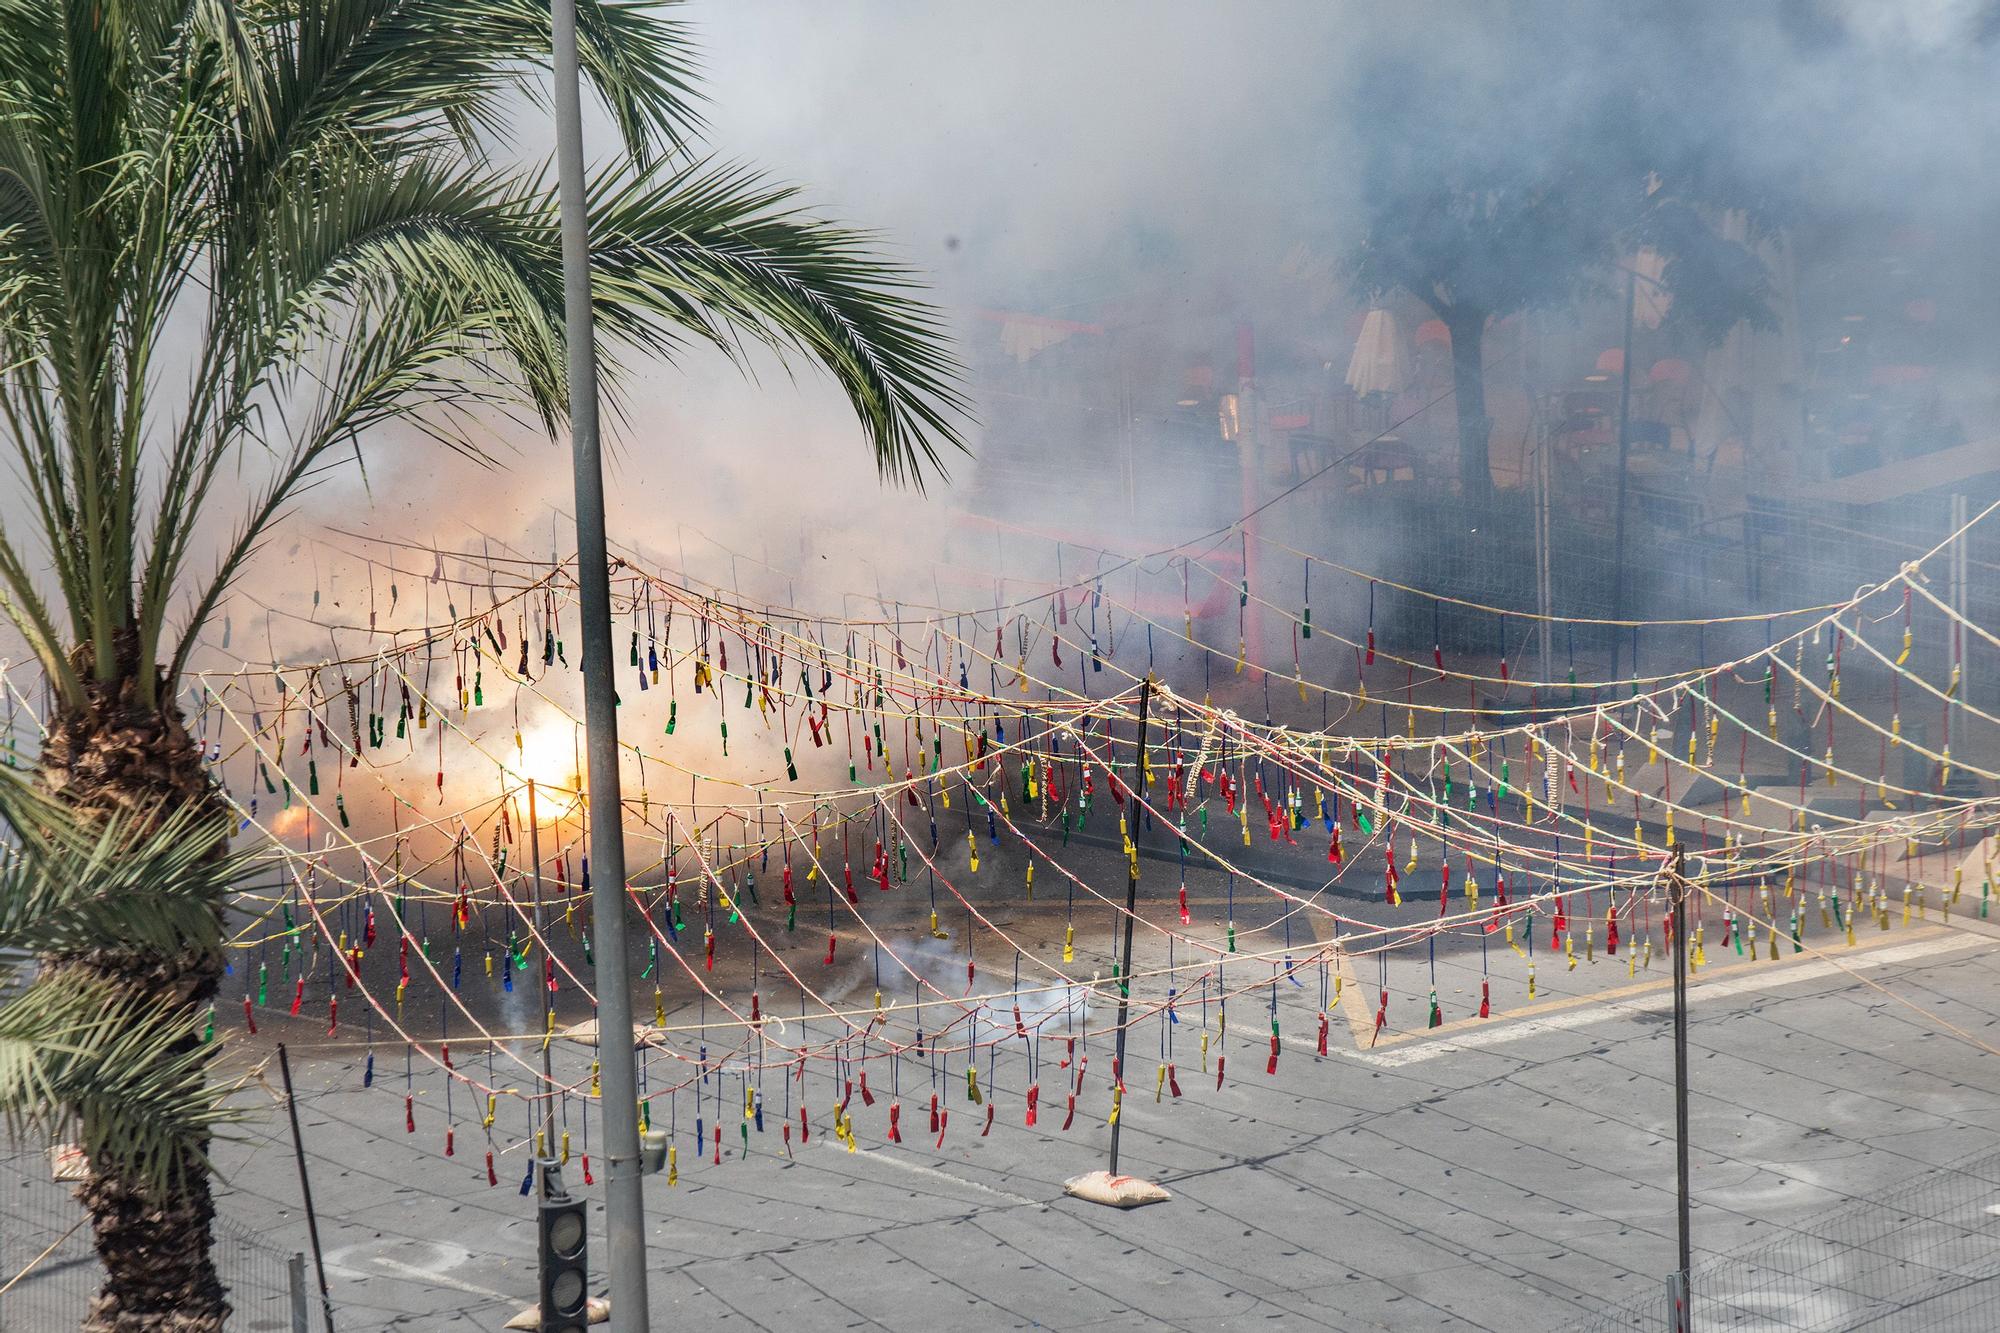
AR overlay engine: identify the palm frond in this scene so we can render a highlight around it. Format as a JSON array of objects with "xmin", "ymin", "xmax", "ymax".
[
  {"xmin": 0, "ymin": 971, "xmax": 234, "ymax": 1194},
  {"xmin": 0, "ymin": 770, "xmax": 237, "ymax": 1195},
  {"xmin": 230, "ymin": 0, "xmax": 700, "ymax": 174},
  {"xmin": 0, "ymin": 769, "xmax": 232, "ymax": 957},
  {"xmin": 157, "ymin": 151, "xmax": 576, "ymax": 678},
  {"xmin": 586, "ymin": 159, "xmax": 971, "ymax": 489},
  {"xmin": 170, "ymin": 288, "xmax": 550, "ymax": 685}
]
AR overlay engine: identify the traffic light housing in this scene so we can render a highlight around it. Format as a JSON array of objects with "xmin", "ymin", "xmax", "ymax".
[{"xmin": 536, "ymin": 1161, "xmax": 589, "ymax": 1332}]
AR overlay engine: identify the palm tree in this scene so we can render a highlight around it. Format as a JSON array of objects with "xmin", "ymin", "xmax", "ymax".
[{"xmin": 0, "ymin": 2, "xmax": 965, "ymax": 1326}]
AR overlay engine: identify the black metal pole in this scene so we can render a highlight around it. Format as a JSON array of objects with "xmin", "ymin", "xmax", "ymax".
[
  {"xmin": 1609, "ymin": 267, "xmax": 1637, "ymax": 681},
  {"xmin": 1106, "ymin": 676, "xmax": 1153, "ymax": 1177},
  {"xmin": 1669, "ymin": 846, "xmax": 1693, "ymax": 1327},
  {"xmin": 276, "ymin": 1043, "xmax": 337, "ymax": 1333}
]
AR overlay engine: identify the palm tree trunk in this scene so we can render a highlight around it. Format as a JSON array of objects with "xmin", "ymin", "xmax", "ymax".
[
  {"xmin": 40, "ymin": 649, "xmax": 228, "ymax": 1333},
  {"xmin": 1445, "ymin": 306, "xmax": 1494, "ymax": 510}
]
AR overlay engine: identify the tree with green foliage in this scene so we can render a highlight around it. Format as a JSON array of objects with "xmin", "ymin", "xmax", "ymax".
[
  {"xmin": 1343, "ymin": 10, "xmax": 1786, "ymax": 508},
  {"xmin": 0, "ymin": 2, "xmax": 964, "ymax": 1326}
]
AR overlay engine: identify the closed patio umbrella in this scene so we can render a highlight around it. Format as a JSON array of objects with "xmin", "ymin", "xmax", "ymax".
[{"xmin": 1346, "ymin": 308, "xmax": 1409, "ymax": 396}]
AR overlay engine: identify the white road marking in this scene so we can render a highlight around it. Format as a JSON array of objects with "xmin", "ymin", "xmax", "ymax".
[
  {"xmin": 816, "ymin": 1138, "xmax": 1040, "ymax": 1206},
  {"xmin": 323, "ymin": 1242, "xmax": 520, "ymax": 1304},
  {"xmin": 367, "ymin": 1255, "xmax": 518, "ymax": 1303},
  {"xmin": 1328, "ymin": 934, "xmax": 1992, "ymax": 1068}
]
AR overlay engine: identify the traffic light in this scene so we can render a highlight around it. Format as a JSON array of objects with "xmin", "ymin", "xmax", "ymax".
[{"xmin": 536, "ymin": 1161, "xmax": 589, "ymax": 1332}]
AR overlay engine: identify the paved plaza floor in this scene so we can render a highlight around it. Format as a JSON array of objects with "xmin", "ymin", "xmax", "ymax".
[{"xmin": 181, "ymin": 909, "xmax": 2000, "ymax": 1331}]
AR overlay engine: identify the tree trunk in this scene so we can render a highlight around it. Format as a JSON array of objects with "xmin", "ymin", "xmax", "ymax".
[
  {"xmin": 39, "ymin": 646, "xmax": 228, "ymax": 1333},
  {"xmin": 1445, "ymin": 307, "xmax": 1493, "ymax": 510}
]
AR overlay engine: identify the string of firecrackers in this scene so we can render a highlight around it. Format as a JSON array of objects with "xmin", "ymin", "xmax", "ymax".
[
  {"xmin": 347, "ymin": 484, "xmax": 1836, "ymax": 662},
  {"xmin": 90, "ymin": 576, "xmax": 2000, "ymax": 940},
  {"xmin": 496, "ymin": 668, "xmax": 1560, "ymax": 1032},
  {"xmin": 660, "ymin": 794, "xmax": 1352, "ymax": 1070},
  {"xmin": 324, "ymin": 676, "xmax": 1216, "ymax": 1056},
  {"xmin": 176, "ymin": 716, "xmax": 2000, "ymax": 1096},
  {"xmin": 190, "ymin": 486, "xmax": 2000, "ymax": 784},
  {"xmin": 1178, "ymin": 547, "xmax": 1724, "ymax": 697},
  {"xmin": 215, "ymin": 664, "xmax": 1576, "ymax": 1072},
  {"xmin": 648, "ymin": 540, "xmax": 1878, "ymax": 807},
  {"xmin": 1140, "ymin": 686, "xmax": 1998, "ymax": 968},
  {"xmin": 210, "ymin": 679, "xmax": 815, "ymax": 1046},
  {"xmin": 220, "ymin": 760, "xmax": 570, "ymax": 1070},
  {"xmin": 556, "ymin": 564, "xmax": 1632, "ymax": 816},
  {"xmin": 1689, "ymin": 878, "xmax": 2000, "ymax": 1059},
  {"xmin": 596, "ymin": 652, "xmax": 1656, "ymax": 964},
  {"xmin": 213, "ymin": 676, "xmax": 1076, "ymax": 1083},
  {"xmin": 1294, "ymin": 699, "xmax": 1989, "ymax": 916},
  {"xmin": 364, "ymin": 538, "xmax": 1697, "ymax": 740},
  {"xmin": 200, "ymin": 717, "xmax": 522, "ymax": 946},
  {"xmin": 946, "ymin": 497, "xmax": 1867, "ymax": 636},
  {"xmin": 192, "ymin": 556, "xmax": 572, "ymax": 677},
  {"xmin": 445, "ymin": 630, "xmax": 1122, "ymax": 820},
  {"xmin": 228, "ymin": 739, "xmax": 773, "ymax": 1111},
  {"xmin": 210, "ymin": 631, "xmax": 919, "ymax": 884},
  {"xmin": 248, "ymin": 759, "xmax": 1144, "ymax": 1137},
  {"xmin": 611, "ymin": 555, "xmax": 1560, "ymax": 733},
  {"xmin": 207, "ymin": 664, "xmax": 2000, "ymax": 1176},
  {"xmin": 280, "ymin": 854, "xmax": 735, "ymax": 1189},
  {"xmin": 270, "ymin": 820, "xmax": 1984, "ymax": 1184},
  {"xmin": 336, "ymin": 564, "xmax": 1120, "ymax": 804},
  {"xmin": 74, "ymin": 520, "xmax": 2000, "ymax": 1016},
  {"xmin": 187, "ymin": 665, "xmax": 499, "ymax": 852},
  {"xmin": 258, "ymin": 644, "xmax": 1976, "ymax": 1024},
  {"xmin": 250, "ymin": 740, "xmax": 1984, "ymax": 1064},
  {"xmin": 171, "ymin": 515, "xmax": 1948, "ymax": 826},
  {"xmin": 1077, "ymin": 702, "xmax": 1742, "ymax": 978},
  {"xmin": 208, "ymin": 661, "xmax": 937, "ymax": 990},
  {"xmin": 1113, "ymin": 502, "xmax": 1998, "ymax": 752},
  {"xmin": 298, "ymin": 537, "xmax": 1127, "ymax": 743},
  {"xmin": 606, "ymin": 529, "xmax": 1776, "ymax": 726},
  {"xmin": 15, "ymin": 564, "xmax": 2000, "ymax": 1168},
  {"xmin": 956, "ymin": 607, "xmax": 1971, "ymax": 887},
  {"xmin": 1123, "ymin": 706, "xmax": 1623, "ymax": 935},
  {"xmin": 1172, "ymin": 583, "xmax": 1990, "ymax": 851},
  {"xmin": 968, "ymin": 728, "xmax": 1601, "ymax": 981},
  {"xmin": 205, "ymin": 684, "xmax": 686, "ymax": 1030},
  {"xmin": 639, "ymin": 804, "xmax": 1110, "ymax": 1122},
  {"xmin": 232, "ymin": 690, "xmax": 1627, "ymax": 1044},
  {"xmin": 184, "ymin": 592, "xmax": 2000, "ymax": 964},
  {"xmin": 691, "ymin": 491, "xmax": 1977, "ymax": 753},
  {"xmin": 217, "ymin": 622, "xmax": 1920, "ymax": 912},
  {"xmin": 374, "ymin": 641, "xmax": 1138, "ymax": 913},
  {"xmin": 189, "ymin": 680, "xmax": 527, "ymax": 873},
  {"xmin": 1148, "ymin": 573, "xmax": 1886, "ymax": 759},
  {"xmin": 1182, "ymin": 690, "xmax": 1778, "ymax": 895},
  {"xmin": 661, "ymin": 480, "xmax": 1998, "ymax": 716}
]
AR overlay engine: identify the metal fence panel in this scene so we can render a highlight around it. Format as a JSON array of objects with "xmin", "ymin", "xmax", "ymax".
[
  {"xmin": 0, "ymin": 1150, "xmax": 299, "ymax": 1331},
  {"xmin": 1569, "ymin": 1148, "xmax": 2000, "ymax": 1332}
]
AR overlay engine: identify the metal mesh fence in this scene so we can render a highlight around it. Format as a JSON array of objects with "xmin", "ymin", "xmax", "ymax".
[
  {"xmin": 1570, "ymin": 1148, "xmax": 2000, "ymax": 1331},
  {"xmin": 0, "ymin": 1150, "xmax": 300, "ymax": 1332}
]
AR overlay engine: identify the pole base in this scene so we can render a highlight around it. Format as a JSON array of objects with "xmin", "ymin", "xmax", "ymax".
[{"xmin": 1062, "ymin": 1170, "xmax": 1171, "ymax": 1208}]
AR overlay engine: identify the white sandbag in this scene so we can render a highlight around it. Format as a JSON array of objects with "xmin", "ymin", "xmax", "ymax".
[
  {"xmin": 503, "ymin": 1296, "xmax": 610, "ymax": 1328},
  {"xmin": 1062, "ymin": 1170, "xmax": 1170, "ymax": 1208}
]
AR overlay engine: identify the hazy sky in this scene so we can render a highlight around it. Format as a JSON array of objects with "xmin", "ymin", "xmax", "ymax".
[{"xmin": 6, "ymin": 0, "xmax": 2000, "ymax": 672}]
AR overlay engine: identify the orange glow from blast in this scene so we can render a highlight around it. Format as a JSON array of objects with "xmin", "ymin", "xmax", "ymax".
[{"xmin": 512, "ymin": 719, "xmax": 584, "ymax": 821}]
